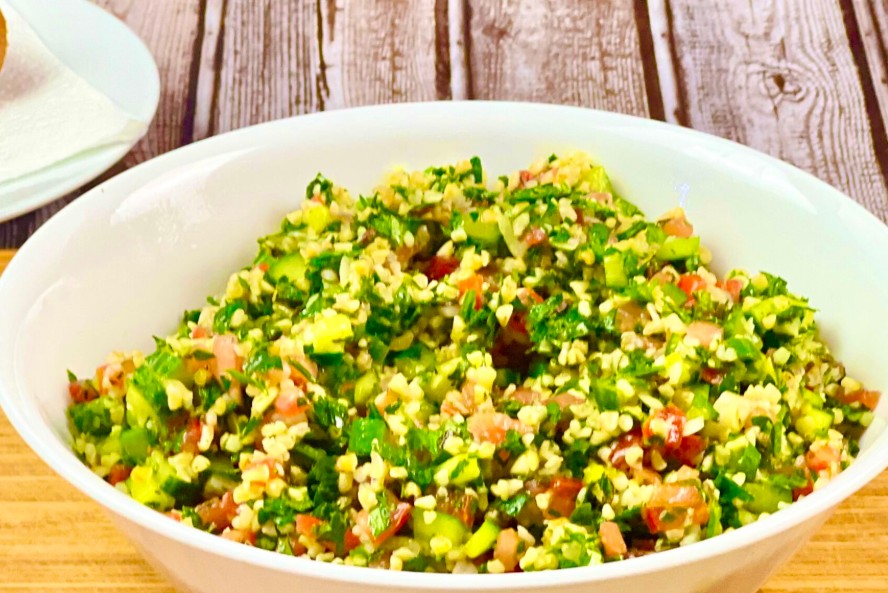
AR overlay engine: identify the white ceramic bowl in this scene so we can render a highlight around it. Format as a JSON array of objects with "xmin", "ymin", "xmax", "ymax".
[{"xmin": 1, "ymin": 102, "xmax": 887, "ymax": 593}]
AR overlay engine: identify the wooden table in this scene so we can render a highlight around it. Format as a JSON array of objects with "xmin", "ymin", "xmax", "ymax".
[{"xmin": 1, "ymin": 1, "xmax": 887, "ymax": 591}]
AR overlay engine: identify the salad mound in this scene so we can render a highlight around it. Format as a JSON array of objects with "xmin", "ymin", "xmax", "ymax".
[{"xmin": 66, "ymin": 152, "xmax": 879, "ymax": 573}]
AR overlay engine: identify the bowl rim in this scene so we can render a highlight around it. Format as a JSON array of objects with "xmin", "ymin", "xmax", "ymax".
[{"xmin": 2, "ymin": 100, "xmax": 887, "ymax": 589}]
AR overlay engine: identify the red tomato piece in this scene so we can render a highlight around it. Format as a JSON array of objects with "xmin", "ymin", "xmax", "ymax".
[
  {"xmin": 68, "ymin": 381, "xmax": 98, "ymax": 404},
  {"xmin": 662, "ymin": 215, "xmax": 694, "ymax": 238},
  {"xmin": 677, "ymin": 274, "xmax": 707, "ymax": 300},
  {"xmin": 426, "ymin": 255, "xmax": 459, "ymax": 281},
  {"xmin": 181, "ymin": 418, "xmax": 203, "ymax": 455},
  {"xmin": 686, "ymin": 321, "xmax": 723, "ymax": 348},
  {"xmin": 372, "ymin": 502, "xmax": 412, "ymax": 545},
  {"xmin": 467, "ymin": 412, "xmax": 531, "ymax": 445},
  {"xmin": 671, "ymin": 434, "xmax": 707, "ymax": 466},
  {"xmin": 599, "ymin": 521, "xmax": 628, "ymax": 558},
  {"xmin": 494, "ymin": 528, "xmax": 521, "ymax": 572},
  {"xmin": 545, "ymin": 476, "xmax": 584, "ymax": 519},
  {"xmin": 721, "ymin": 278, "xmax": 743, "ymax": 302},
  {"xmin": 806, "ymin": 444, "xmax": 841, "ymax": 472},
  {"xmin": 295, "ymin": 514, "xmax": 325, "ymax": 538},
  {"xmin": 107, "ymin": 464, "xmax": 132, "ymax": 486},
  {"xmin": 839, "ymin": 389, "xmax": 881, "ymax": 411},
  {"xmin": 700, "ymin": 367, "xmax": 724, "ymax": 386},
  {"xmin": 643, "ymin": 405, "xmax": 686, "ymax": 450},
  {"xmin": 609, "ymin": 430, "xmax": 644, "ymax": 471},
  {"xmin": 643, "ymin": 484, "xmax": 709, "ymax": 533},
  {"xmin": 191, "ymin": 325, "xmax": 209, "ymax": 339},
  {"xmin": 523, "ymin": 227, "xmax": 548, "ymax": 247},
  {"xmin": 196, "ymin": 491, "xmax": 239, "ymax": 531},
  {"xmin": 458, "ymin": 274, "xmax": 484, "ymax": 310}
]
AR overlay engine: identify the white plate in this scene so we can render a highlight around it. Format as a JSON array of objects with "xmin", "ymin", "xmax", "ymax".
[{"xmin": 0, "ymin": 0, "xmax": 159, "ymax": 222}]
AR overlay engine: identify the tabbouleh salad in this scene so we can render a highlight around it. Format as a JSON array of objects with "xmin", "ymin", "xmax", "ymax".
[{"xmin": 66, "ymin": 152, "xmax": 880, "ymax": 573}]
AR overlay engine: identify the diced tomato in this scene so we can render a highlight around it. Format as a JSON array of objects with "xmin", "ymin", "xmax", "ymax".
[
  {"xmin": 793, "ymin": 471, "xmax": 814, "ymax": 500},
  {"xmin": 806, "ymin": 444, "xmax": 841, "ymax": 472},
  {"xmin": 545, "ymin": 476, "xmax": 584, "ymax": 519},
  {"xmin": 181, "ymin": 418, "xmax": 203, "ymax": 455},
  {"xmin": 609, "ymin": 430, "xmax": 644, "ymax": 471},
  {"xmin": 519, "ymin": 170, "xmax": 534, "ymax": 185},
  {"xmin": 506, "ymin": 311, "xmax": 529, "ymax": 336},
  {"xmin": 107, "ymin": 464, "xmax": 132, "ymax": 486},
  {"xmin": 547, "ymin": 392, "xmax": 585, "ymax": 410},
  {"xmin": 643, "ymin": 405, "xmax": 686, "ymax": 450},
  {"xmin": 458, "ymin": 274, "xmax": 484, "ymax": 310},
  {"xmin": 516, "ymin": 287, "xmax": 544, "ymax": 306},
  {"xmin": 372, "ymin": 502, "xmax": 412, "ymax": 545},
  {"xmin": 671, "ymin": 434, "xmax": 707, "ymax": 466},
  {"xmin": 510, "ymin": 387, "xmax": 542, "ymax": 404},
  {"xmin": 213, "ymin": 334, "xmax": 242, "ymax": 379},
  {"xmin": 494, "ymin": 528, "xmax": 521, "ymax": 572},
  {"xmin": 838, "ymin": 389, "xmax": 881, "ymax": 411},
  {"xmin": 426, "ymin": 255, "xmax": 459, "ymax": 281},
  {"xmin": 191, "ymin": 325, "xmax": 209, "ymax": 339},
  {"xmin": 700, "ymin": 366, "xmax": 724, "ymax": 386},
  {"xmin": 677, "ymin": 274, "xmax": 707, "ymax": 301},
  {"xmin": 196, "ymin": 491, "xmax": 239, "ymax": 531},
  {"xmin": 686, "ymin": 321, "xmax": 723, "ymax": 348},
  {"xmin": 643, "ymin": 484, "xmax": 709, "ymax": 533},
  {"xmin": 438, "ymin": 491, "xmax": 477, "ymax": 529},
  {"xmin": 616, "ymin": 302, "xmax": 648, "ymax": 333},
  {"xmin": 295, "ymin": 514, "xmax": 325, "ymax": 538},
  {"xmin": 467, "ymin": 412, "xmax": 531, "ymax": 445},
  {"xmin": 599, "ymin": 521, "xmax": 628, "ymax": 558},
  {"xmin": 662, "ymin": 215, "xmax": 694, "ymax": 238},
  {"xmin": 523, "ymin": 227, "xmax": 548, "ymax": 247},
  {"xmin": 344, "ymin": 530, "xmax": 361, "ymax": 552},
  {"xmin": 221, "ymin": 528, "xmax": 256, "ymax": 545},
  {"xmin": 274, "ymin": 382, "xmax": 308, "ymax": 418},
  {"xmin": 166, "ymin": 510, "xmax": 183, "ymax": 521},
  {"xmin": 720, "ymin": 278, "xmax": 743, "ymax": 302},
  {"xmin": 258, "ymin": 262, "xmax": 269, "ymax": 273},
  {"xmin": 68, "ymin": 381, "xmax": 98, "ymax": 404},
  {"xmin": 574, "ymin": 208, "xmax": 586, "ymax": 226}
]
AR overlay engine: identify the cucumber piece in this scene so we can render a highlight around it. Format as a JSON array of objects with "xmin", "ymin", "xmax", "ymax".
[
  {"xmin": 411, "ymin": 508, "xmax": 468, "ymax": 545},
  {"xmin": 304, "ymin": 204, "xmax": 330, "ymax": 234},
  {"xmin": 422, "ymin": 372, "xmax": 452, "ymax": 403},
  {"xmin": 394, "ymin": 345, "xmax": 436, "ymax": 379},
  {"xmin": 353, "ymin": 371, "xmax": 379, "ymax": 406},
  {"xmin": 464, "ymin": 217, "xmax": 501, "ymax": 247},
  {"xmin": 743, "ymin": 483, "xmax": 791, "ymax": 514},
  {"xmin": 603, "ymin": 252, "xmax": 628, "ymax": 288},
  {"xmin": 268, "ymin": 253, "xmax": 306, "ymax": 282},
  {"xmin": 794, "ymin": 404, "xmax": 833, "ymax": 440},
  {"xmin": 125, "ymin": 384, "xmax": 160, "ymax": 432},
  {"xmin": 127, "ymin": 463, "xmax": 175, "ymax": 511},
  {"xmin": 464, "ymin": 520, "xmax": 500, "ymax": 559},
  {"xmin": 434, "ymin": 454, "xmax": 481, "ymax": 486},
  {"xmin": 657, "ymin": 236, "xmax": 700, "ymax": 260},
  {"xmin": 67, "ymin": 397, "xmax": 121, "ymax": 437},
  {"xmin": 120, "ymin": 427, "xmax": 152, "ymax": 464}
]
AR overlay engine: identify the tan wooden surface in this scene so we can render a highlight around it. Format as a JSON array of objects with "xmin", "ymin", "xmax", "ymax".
[{"xmin": 1, "ymin": 0, "xmax": 888, "ymax": 590}]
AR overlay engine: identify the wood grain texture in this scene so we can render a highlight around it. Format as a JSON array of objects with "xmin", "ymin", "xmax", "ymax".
[
  {"xmin": 852, "ymin": 0, "xmax": 888, "ymax": 137},
  {"xmin": 0, "ymin": 244, "xmax": 885, "ymax": 591},
  {"xmin": 0, "ymin": 0, "xmax": 203, "ymax": 248},
  {"xmin": 211, "ymin": 0, "xmax": 440, "ymax": 135},
  {"xmin": 664, "ymin": 0, "xmax": 888, "ymax": 221},
  {"xmin": 464, "ymin": 0, "xmax": 650, "ymax": 116}
]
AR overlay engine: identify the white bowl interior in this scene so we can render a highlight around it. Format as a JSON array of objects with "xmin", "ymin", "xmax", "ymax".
[{"xmin": 1, "ymin": 102, "xmax": 887, "ymax": 589}]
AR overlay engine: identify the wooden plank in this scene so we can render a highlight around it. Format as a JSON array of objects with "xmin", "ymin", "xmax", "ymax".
[
  {"xmin": 464, "ymin": 0, "xmax": 651, "ymax": 116},
  {"xmin": 0, "ymin": 0, "xmax": 203, "ymax": 248},
  {"xmin": 851, "ymin": 0, "xmax": 888, "ymax": 152},
  {"xmin": 662, "ymin": 0, "xmax": 888, "ymax": 221},
  {"xmin": 211, "ymin": 0, "xmax": 441, "ymax": 135}
]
